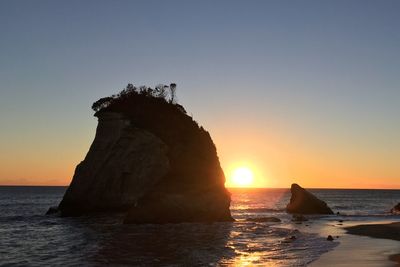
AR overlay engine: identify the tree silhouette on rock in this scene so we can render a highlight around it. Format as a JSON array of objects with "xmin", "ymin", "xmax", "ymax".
[{"xmin": 91, "ymin": 83, "xmax": 180, "ymax": 113}]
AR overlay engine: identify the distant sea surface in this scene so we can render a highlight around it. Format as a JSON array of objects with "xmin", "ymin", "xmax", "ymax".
[{"xmin": 1, "ymin": 186, "xmax": 400, "ymax": 266}]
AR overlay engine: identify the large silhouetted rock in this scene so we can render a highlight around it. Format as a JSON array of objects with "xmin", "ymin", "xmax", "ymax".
[
  {"xmin": 58, "ymin": 112, "xmax": 170, "ymax": 216},
  {"xmin": 54, "ymin": 85, "xmax": 233, "ymax": 223},
  {"xmin": 286, "ymin": 184, "xmax": 334, "ymax": 215},
  {"xmin": 391, "ymin": 203, "xmax": 400, "ymax": 214}
]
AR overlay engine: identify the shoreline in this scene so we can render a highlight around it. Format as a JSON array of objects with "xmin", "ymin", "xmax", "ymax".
[
  {"xmin": 345, "ymin": 222, "xmax": 400, "ymax": 265},
  {"xmin": 310, "ymin": 220, "xmax": 400, "ymax": 266},
  {"xmin": 345, "ymin": 222, "xmax": 400, "ymax": 241}
]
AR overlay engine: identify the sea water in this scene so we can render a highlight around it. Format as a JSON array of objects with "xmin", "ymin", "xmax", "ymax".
[{"xmin": 1, "ymin": 187, "xmax": 400, "ymax": 266}]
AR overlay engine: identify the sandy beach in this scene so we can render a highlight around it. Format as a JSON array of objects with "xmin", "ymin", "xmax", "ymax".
[
  {"xmin": 346, "ymin": 222, "xmax": 400, "ymax": 241},
  {"xmin": 346, "ymin": 222, "xmax": 400, "ymax": 265},
  {"xmin": 309, "ymin": 220, "xmax": 400, "ymax": 266}
]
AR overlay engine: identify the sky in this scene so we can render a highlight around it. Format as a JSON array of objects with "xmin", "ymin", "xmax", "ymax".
[{"xmin": 0, "ymin": 0, "xmax": 399, "ymax": 188}]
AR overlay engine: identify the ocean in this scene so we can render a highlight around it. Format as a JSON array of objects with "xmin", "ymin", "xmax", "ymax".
[{"xmin": 1, "ymin": 186, "xmax": 400, "ymax": 266}]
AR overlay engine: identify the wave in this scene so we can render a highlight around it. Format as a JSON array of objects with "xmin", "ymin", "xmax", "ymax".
[
  {"xmin": 231, "ymin": 208, "xmax": 285, "ymax": 213},
  {"xmin": 338, "ymin": 213, "xmax": 400, "ymax": 218},
  {"xmin": 0, "ymin": 214, "xmax": 48, "ymax": 224}
]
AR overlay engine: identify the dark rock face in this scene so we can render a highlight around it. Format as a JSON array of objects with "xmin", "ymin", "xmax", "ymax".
[
  {"xmin": 286, "ymin": 184, "xmax": 334, "ymax": 215},
  {"xmin": 54, "ymin": 92, "xmax": 233, "ymax": 223},
  {"xmin": 124, "ymin": 190, "xmax": 232, "ymax": 224},
  {"xmin": 391, "ymin": 203, "xmax": 400, "ymax": 214},
  {"xmin": 58, "ymin": 112, "xmax": 170, "ymax": 216}
]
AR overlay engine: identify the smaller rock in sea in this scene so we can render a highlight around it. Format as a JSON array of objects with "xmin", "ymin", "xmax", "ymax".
[
  {"xmin": 390, "ymin": 203, "xmax": 400, "ymax": 214},
  {"xmin": 286, "ymin": 184, "xmax": 334, "ymax": 214},
  {"xmin": 327, "ymin": 235, "xmax": 334, "ymax": 241}
]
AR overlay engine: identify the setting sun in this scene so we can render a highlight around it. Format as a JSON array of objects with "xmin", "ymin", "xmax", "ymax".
[
  {"xmin": 230, "ymin": 167, "xmax": 254, "ymax": 187},
  {"xmin": 224, "ymin": 161, "xmax": 269, "ymax": 188}
]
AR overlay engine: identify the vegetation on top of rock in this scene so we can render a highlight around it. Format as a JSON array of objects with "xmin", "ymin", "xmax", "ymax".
[{"xmin": 91, "ymin": 83, "xmax": 181, "ymax": 112}]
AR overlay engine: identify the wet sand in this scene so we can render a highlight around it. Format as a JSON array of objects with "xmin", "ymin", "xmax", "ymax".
[
  {"xmin": 345, "ymin": 222, "xmax": 400, "ymax": 241},
  {"xmin": 310, "ymin": 220, "xmax": 400, "ymax": 266},
  {"xmin": 346, "ymin": 222, "xmax": 400, "ymax": 265}
]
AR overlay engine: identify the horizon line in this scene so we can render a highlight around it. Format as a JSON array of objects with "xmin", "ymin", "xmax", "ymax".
[{"xmin": 1, "ymin": 184, "xmax": 400, "ymax": 190}]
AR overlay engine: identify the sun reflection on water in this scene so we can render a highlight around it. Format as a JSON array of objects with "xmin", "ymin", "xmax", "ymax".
[{"xmin": 217, "ymin": 189, "xmax": 337, "ymax": 266}]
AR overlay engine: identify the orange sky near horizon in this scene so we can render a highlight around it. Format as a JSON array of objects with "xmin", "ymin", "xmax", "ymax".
[
  {"xmin": 215, "ymin": 121, "xmax": 400, "ymax": 189},
  {"xmin": 0, "ymin": 116, "xmax": 398, "ymax": 189}
]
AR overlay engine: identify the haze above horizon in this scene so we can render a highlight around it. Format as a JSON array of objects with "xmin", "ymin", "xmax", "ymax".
[{"xmin": 0, "ymin": 0, "xmax": 399, "ymax": 189}]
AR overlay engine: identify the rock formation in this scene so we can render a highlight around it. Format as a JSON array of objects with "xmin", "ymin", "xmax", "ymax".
[
  {"xmin": 58, "ymin": 112, "xmax": 170, "ymax": 216},
  {"xmin": 124, "ymin": 189, "xmax": 232, "ymax": 224},
  {"xmin": 286, "ymin": 183, "xmax": 334, "ymax": 214},
  {"xmin": 52, "ymin": 84, "xmax": 233, "ymax": 223},
  {"xmin": 390, "ymin": 203, "xmax": 400, "ymax": 214}
]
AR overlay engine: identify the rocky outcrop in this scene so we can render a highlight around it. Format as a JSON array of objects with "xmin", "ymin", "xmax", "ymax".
[
  {"xmin": 53, "ymin": 87, "xmax": 233, "ymax": 223},
  {"xmin": 58, "ymin": 112, "xmax": 170, "ymax": 216},
  {"xmin": 124, "ymin": 190, "xmax": 232, "ymax": 223},
  {"xmin": 390, "ymin": 203, "xmax": 400, "ymax": 214},
  {"xmin": 286, "ymin": 183, "xmax": 333, "ymax": 214}
]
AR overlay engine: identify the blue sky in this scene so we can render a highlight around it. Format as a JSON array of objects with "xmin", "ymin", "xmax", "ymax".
[{"xmin": 0, "ymin": 0, "xmax": 399, "ymax": 187}]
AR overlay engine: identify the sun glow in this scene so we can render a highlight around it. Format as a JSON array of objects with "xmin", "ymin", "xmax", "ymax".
[
  {"xmin": 224, "ymin": 161, "xmax": 270, "ymax": 188},
  {"xmin": 229, "ymin": 167, "xmax": 254, "ymax": 187}
]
